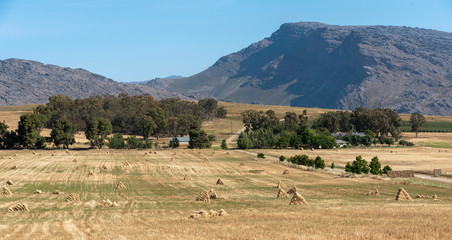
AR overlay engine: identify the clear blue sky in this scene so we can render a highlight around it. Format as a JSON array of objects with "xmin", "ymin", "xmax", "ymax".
[{"xmin": 1, "ymin": 0, "xmax": 451, "ymax": 82}]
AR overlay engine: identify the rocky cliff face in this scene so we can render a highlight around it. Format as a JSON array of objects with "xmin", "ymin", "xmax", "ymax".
[
  {"xmin": 0, "ymin": 58, "xmax": 184, "ymax": 105},
  {"xmin": 154, "ymin": 22, "xmax": 452, "ymax": 115}
]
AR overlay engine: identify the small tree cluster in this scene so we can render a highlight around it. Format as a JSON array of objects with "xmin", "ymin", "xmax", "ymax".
[
  {"xmin": 345, "ymin": 156, "xmax": 392, "ymax": 175},
  {"xmin": 108, "ymin": 133, "xmax": 152, "ymax": 149},
  {"xmin": 399, "ymin": 140, "xmax": 415, "ymax": 146},
  {"xmin": 286, "ymin": 155, "xmax": 325, "ymax": 169},
  {"xmin": 257, "ymin": 153, "xmax": 265, "ymax": 159}
]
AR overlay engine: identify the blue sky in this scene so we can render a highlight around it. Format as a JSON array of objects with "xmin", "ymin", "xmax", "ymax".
[{"xmin": 0, "ymin": 0, "xmax": 451, "ymax": 82}]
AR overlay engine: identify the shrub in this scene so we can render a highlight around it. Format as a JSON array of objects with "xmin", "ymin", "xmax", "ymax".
[
  {"xmin": 142, "ymin": 139, "xmax": 153, "ymax": 149},
  {"xmin": 208, "ymin": 134, "xmax": 216, "ymax": 141},
  {"xmin": 345, "ymin": 155, "xmax": 370, "ymax": 174},
  {"xmin": 314, "ymin": 156, "xmax": 325, "ymax": 169},
  {"xmin": 257, "ymin": 153, "xmax": 265, "ymax": 159},
  {"xmin": 221, "ymin": 139, "xmax": 228, "ymax": 150},
  {"xmin": 331, "ymin": 162, "xmax": 335, "ymax": 169},
  {"xmin": 369, "ymin": 156, "xmax": 382, "ymax": 175},
  {"xmin": 169, "ymin": 137, "xmax": 180, "ymax": 148},
  {"xmin": 127, "ymin": 135, "xmax": 141, "ymax": 149},
  {"xmin": 279, "ymin": 155, "xmax": 286, "ymax": 162},
  {"xmin": 382, "ymin": 165, "xmax": 392, "ymax": 174},
  {"xmin": 108, "ymin": 133, "xmax": 125, "ymax": 149}
]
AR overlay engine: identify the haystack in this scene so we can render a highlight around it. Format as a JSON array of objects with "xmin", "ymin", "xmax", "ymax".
[
  {"xmin": 282, "ymin": 170, "xmax": 289, "ymax": 175},
  {"xmin": 32, "ymin": 151, "xmax": 38, "ymax": 155},
  {"xmin": 6, "ymin": 179, "xmax": 14, "ymax": 186},
  {"xmin": 8, "ymin": 203, "xmax": 29, "ymax": 212},
  {"xmin": 11, "ymin": 165, "xmax": 18, "ymax": 170},
  {"xmin": 53, "ymin": 190, "xmax": 61, "ymax": 195},
  {"xmin": 66, "ymin": 193, "xmax": 80, "ymax": 202},
  {"xmin": 189, "ymin": 209, "xmax": 228, "ymax": 219},
  {"xmin": 75, "ymin": 166, "xmax": 80, "ymax": 170},
  {"xmin": 184, "ymin": 175, "xmax": 191, "ymax": 181},
  {"xmin": 395, "ymin": 187, "xmax": 412, "ymax": 201},
  {"xmin": 51, "ymin": 152, "xmax": 55, "ymax": 156},
  {"xmin": 216, "ymin": 178, "xmax": 224, "ymax": 185},
  {"xmin": 14, "ymin": 153, "xmax": 18, "ymax": 157},
  {"xmin": 367, "ymin": 187, "xmax": 380, "ymax": 196},
  {"xmin": 194, "ymin": 190, "xmax": 210, "ymax": 202},
  {"xmin": 218, "ymin": 209, "xmax": 228, "ymax": 216},
  {"xmin": 103, "ymin": 199, "xmax": 118, "ymax": 207},
  {"xmin": 277, "ymin": 189, "xmax": 289, "ymax": 198},
  {"xmin": 287, "ymin": 186, "xmax": 297, "ymax": 194},
  {"xmin": 154, "ymin": 151, "xmax": 157, "ymax": 154},
  {"xmin": 88, "ymin": 170, "xmax": 95, "ymax": 176},
  {"xmin": 170, "ymin": 157, "xmax": 175, "ymax": 161},
  {"xmin": 2, "ymin": 187, "xmax": 12, "ymax": 195},
  {"xmin": 124, "ymin": 161, "xmax": 130, "ymax": 166},
  {"xmin": 205, "ymin": 157, "xmax": 210, "ymax": 162},
  {"xmin": 144, "ymin": 152, "xmax": 149, "ymax": 155},
  {"xmin": 34, "ymin": 189, "xmax": 42, "ymax": 194},
  {"xmin": 102, "ymin": 164, "xmax": 108, "ymax": 170},
  {"xmin": 208, "ymin": 188, "xmax": 218, "ymax": 199},
  {"xmin": 72, "ymin": 159, "xmax": 77, "ymax": 162},
  {"xmin": 276, "ymin": 181, "xmax": 287, "ymax": 189},
  {"xmin": 116, "ymin": 181, "xmax": 126, "ymax": 189},
  {"xmin": 289, "ymin": 192, "xmax": 308, "ymax": 205},
  {"xmin": 65, "ymin": 150, "xmax": 71, "ymax": 154},
  {"xmin": 239, "ymin": 162, "xmax": 246, "ymax": 167}
]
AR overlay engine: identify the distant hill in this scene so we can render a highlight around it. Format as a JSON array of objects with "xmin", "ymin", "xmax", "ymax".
[
  {"xmin": 0, "ymin": 58, "xmax": 185, "ymax": 105},
  {"xmin": 151, "ymin": 22, "xmax": 452, "ymax": 116}
]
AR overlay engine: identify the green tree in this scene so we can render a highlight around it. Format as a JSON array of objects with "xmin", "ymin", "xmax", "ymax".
[
  {"xmin": 108, "ymin": 133, "xmax": 126, "ymax": 149},
  {"xmin": 16, "ymin": 114, "xmax": 45, "ymax": 148},
  {"xmin": 198, "ymin": 98, "xmax": 218, "ymax": 121},
  {"xmin": 188, "ymin": 128, "xmax": 211, "ymax": 149},
  {"xmin": 410, "ymin": 112, "xmax": 426, "ymax": 137},
  {"xmin": 216, "ymin": 106, "xmax": 227, "ymax": 118},
  {"xmin": 127, "ymin": 135, "xmax": 141, "ymax": 149},
  {"xmin": 284, "ymin": 112, "xmax": 299, "ymax": 132},
  {"xmin": 237, "ymin": 132, "xmax": 254, "ymax": 149},
  {"xmin": 331, "ymin": 162, "xmax": 335, "ymax": 169},
  {"xmin": 384, "ymin": 138, "xmax": 394, "ymax": 147},
  {"xmin": 221, "ymin": 139, "xmax": 228, "ymax": 150},
  {"xmin": 383, "ymin": 165, "xmax": 392, "ymax": 174},
  {"xmin": 140, "ymin": 115, "xmax": 156, "ymax": 140},
  {"xmin": 147, "ymin": 107, "xmax": 167, "ymax": 137},
  {"xmin": 369, "ymin": 156, "xmax": 382, "ymax": 175},
  {"xmin": 314, "ymin": 156, "xmax": 325, "ymax": 169},
  {"xmin": 279, "ymin": 155, "xmax": 286, "ymax": 162},
  {"xmin": 169, "ymin": 137, "xmax": 180, "ymax": 148},
  {"xmin": 50, "ymin": 119, "xmax": 77, "ymax": 149},
  {"xmin": 85, "ymin": 118, "xmax": 112, "ymax": 149},
  {"xmin": 0, "ymin": 121, "xmax": 9, "ymax": 148},
  {"xmin": 345, "ymin": 155, "xmax": 370, "ymax": 174}
]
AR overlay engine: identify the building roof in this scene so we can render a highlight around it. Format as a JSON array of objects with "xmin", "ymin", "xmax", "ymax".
[{"xmin": 175, "ymin": 137, "xmax": 190, "ymax": 142}]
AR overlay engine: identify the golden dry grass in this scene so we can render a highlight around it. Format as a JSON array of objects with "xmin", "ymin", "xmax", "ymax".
[{"xmin": 0, "ymin": 149, "xmax": 450, "ymax": 239}]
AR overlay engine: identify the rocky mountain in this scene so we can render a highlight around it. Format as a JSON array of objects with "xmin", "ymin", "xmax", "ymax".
[
  {"xmin": 0, "ymin": 58, "xmax": 185, "ymax": 105},
  {"xmin": 151, "ymin": 22, "xmax": 452, "ymax": 115}
]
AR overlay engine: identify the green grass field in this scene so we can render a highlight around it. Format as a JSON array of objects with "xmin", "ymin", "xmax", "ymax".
[{"xmin": 401, "ymin": 120, "xmax": 452, "ymax": 132}]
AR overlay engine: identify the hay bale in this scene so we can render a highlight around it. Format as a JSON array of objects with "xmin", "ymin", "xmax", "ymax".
[
  {"xmin": 6, "ymin": 179, "xmax": 14, "ymax": 186},
  {"xmin": 2, "ymin": 187, "xmax": 12, "ymax": 195},
  {"xmin": 34, "ymin": 189, "xmax": 42, "ymax": 194},
  {"xmin": 8, "ymin": 203, "xmax": 29, "ymax": 212},
  {"xmin": 395, "ymin": 187, "xmax": 412, "ymax": 201},
  {"xmin": 53, "ymin": 190, "xmax": 61, "ymax": 195},
  {"xmin": 277, "ymin": 189, "xmax": 289, "ymax": 198},
  {"xmin": 66, "ymin": 193, "xmax": 80, "ymax": 202},
  {"xmin": 194, "ymin": 190, "xmax": 210, "ymax": 202},
  {"xmin": 72, "ymin": 159, "xmax": 77, "ymax": 162},
  {"xmin": 282, "ymin": 170, "xmax": 289, "ymax": 175},
  {"xmin": 123, "ymin": 161, "xmax": 130, "ymax": 166},
  {"xmin": 103, "ymin": 199, "xmax": 117, "ymax": 207},
  {"xmin": 51, "ymin": 152, "xmax": 55, "ymax": 156},
  {"xmin": 276, "ymin": 181, "xmax": 287, "ymax": 189},
  {"xmin": 208, "ymin": 188, "xmax": 218, "ymax": 199},
  {"xmin": 116, "ymin": 181, "xmax": 126, "ymax": 189},
  {"xmin": 289, "ymin": 192, "xmax": 308, "ymax": 205},
  {"xmin": 32, "ymin": 151, "xmax": 37, "ymax": 155},
  {"xmin": 218, "ymin": 209, "xmax": 228, "ymax": 216},
  {"xmin": 239, "ymin": 162, "xmax": 246, "ymax": 167},
  {"xmin": 287, "ymin": 186, "xmax": 297, "ymax": 194},
  {"xmin": 102, "ymin": 164, "xmax": 108, "ymax": 170},
  {"xmin": 205, "ymin": 157, "xmax": 210, "ymax": 162},
  {"xmin": 11, "ymin": 165, "xmax": 18, "ymax": 170},
  {"xmin": 367, "ymin": 187, "xmax": 380, "ymax": 196},
  {"xmin": 184, "ymin": 175, "xmax": 191, "ymax": 181},
  {"xmin": 75, "ymin": 166, "xmax": 80, "ymax": 170},
  {"xmin": 88, "ymin": 170, "xmax": 95, "ymax": 176},
  {"xmin": 216, "ymin": 178, "xmax": 224, "ymax": 185}
]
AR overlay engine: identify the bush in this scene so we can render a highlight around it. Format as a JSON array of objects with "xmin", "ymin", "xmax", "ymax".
[
  {"xmin": 399, "ymin": 139, "xmax": 415, "ymax": 146},
  {"xmin": 127, "ymin": 136, "xmax": 141, "ymax": 149},
  {"xmin": 221, "ymin": 139, "xmax": 228, "ymax": 150},
  {"xmin": 169, "ymin": 137, "xmax": 180, "ymax": 148},
  {"xmin": 331, "ymin": 162, "xmax": 335, "ymax": 169},
  {"xmin": 314, "ymin": 156, "xmax": 325, "ymax": 169},
  {"xmin": 142, "ymin": 139, "xmax": 153, "ymax": 149},
  {"xmin": 108, "ymin": 133, "xmax": 125, "ymax": 149},
  {"xmin": 208, "ymin": 134, "xmax": 216, "ymax": 141},
  {"xmin": 279, "ymin": 155, "xmax": 286, "ymax": 162},
  {"xmin": 345, "ymin": 155, "xmax": 370, "ymax": 174},
  {"xmin": 383, "ymin": 165, "xmax": 392, "ymax": 174},
  {"xmin": 257, "ymin": 153, "xmax": 265, "ymax": 159}
]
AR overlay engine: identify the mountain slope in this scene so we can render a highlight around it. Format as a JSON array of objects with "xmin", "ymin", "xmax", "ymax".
[
  {"xmin": 0, "ymin": 58, "xmax": 184, "ymax": 105},
  {"xmin": 154, "ymin": 22, "xmax": 452, "ymax": 115}
]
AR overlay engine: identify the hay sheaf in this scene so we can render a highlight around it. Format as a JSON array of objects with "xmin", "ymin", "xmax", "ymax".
[
  {"xmin": 2, "ymin": 187, "xmax": 12, "ymax": 195},
  {"xmin": 72, "ymin": 159, "xmax": 78, "ymax": 162},
  {"xmin": 277, "ymin": 189, "xmax": 289, "ymax": 198},
  {"xmin": 395, "ymin": 187, "xmax": 412, "ymax": 201},
  {"xmin": 103, "ymin": 199, "xmax": 119, "ymax": 207},
  {"xmin": 116, "ymin": 181, "xmax": 126, "ymax": 189},
  {"xmin": 282, "ymin": 170, "xmax": 289, "ymax": 175},
  {"xmin": 287, "ymin": 186, "xmax": 297, "ymax": 194},
  {"xmin": 239, "ymin": 162, "xmax": 246, "ymax": 167},
  {"xmin": 6, "ymin": 180, "xmax": 14, "ymax": 186},
  {"xmin": 53, "ymin": 190, "xmax": 61, "ymax": 195},
  {"xmin": 66, "ymin": 193, "xmax": 80, "ymax": 202},
  {"xmin": 367, "ymin": 187, "xmax": 380, "ymax": 196},
  {"xmin": 11, "ymin": 165, "xmax": 18, "ymax": 170},
  {"xmin": 276, "ymin": 181, "xmax": 287, "ymax": 189},
  {"xmin": 216, "ymin": 178, "xmax": 224, "ymax": 185},
  {"xmin": 88, "ymin": 170, "xmax": 95, "ymax": 176},
  {"xmin": 189, "ymin": 209, "xmax": 228, "ymax": 219},
  {"xmin": 416, "ymin": 194, "xmax": 438, "ymax": 199},
  {"xmin": 34, "ymin": 189, "xmax": 42, "ymax": 194},
  {"xmin": 102, "ymin": 164, "xmax": 108, "ymax": 170},
  {"xmin": 208, "ymin": 188, "xmax": 218, "ymax": 199},
  {"xmin": 184, "ymin": 175, "xmax": 192, "ymax": 181},
  {"xmin": 194, "ymin": 190, "xmax": 210, "ymax": 202},
  {"xmin": 8, "ymin": 203, "xmax": 29, "ymax": 212},
  {"xmin": 289, "ymin": 192, "xmax": 308, "ymax": 205}
]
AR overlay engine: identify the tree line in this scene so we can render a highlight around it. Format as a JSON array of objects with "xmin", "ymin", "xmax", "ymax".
[{"xmin": 0, "ymin": 94, "xmax": 226, "ymax": 149}]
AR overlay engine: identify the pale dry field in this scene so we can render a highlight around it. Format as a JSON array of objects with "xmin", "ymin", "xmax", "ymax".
[{"xmin": 0, "ymin": 149, "xmax": 450, "ymax": 239}]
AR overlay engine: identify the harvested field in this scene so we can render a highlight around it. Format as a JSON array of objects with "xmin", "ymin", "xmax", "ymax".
[{"xmin": 0, "ymin": 149, "xmax": 450, "ymax": 239}]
